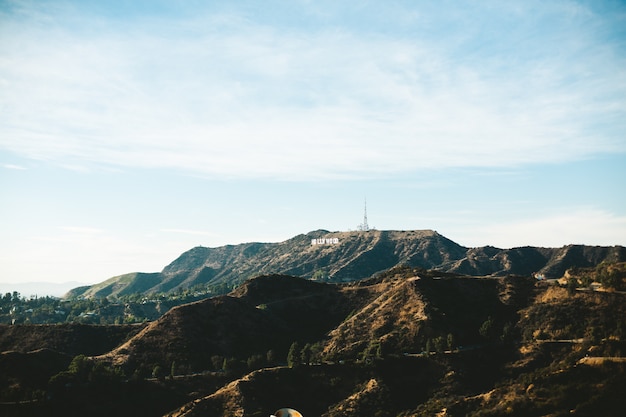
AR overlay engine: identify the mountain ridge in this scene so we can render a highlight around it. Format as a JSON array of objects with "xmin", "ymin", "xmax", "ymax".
[{"xmin": 66, "ymin": 229, "xmax": 625, "ymax": 299}]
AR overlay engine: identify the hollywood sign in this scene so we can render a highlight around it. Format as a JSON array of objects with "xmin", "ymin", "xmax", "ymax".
[{"xmin": 311, "ymin": 238, "xmax": 340, "ymax": 245}]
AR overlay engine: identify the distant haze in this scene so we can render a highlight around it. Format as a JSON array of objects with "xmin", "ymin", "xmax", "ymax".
[{"xmin": 0, "ymin": 282, "xmax": 87, "ymax": 298}]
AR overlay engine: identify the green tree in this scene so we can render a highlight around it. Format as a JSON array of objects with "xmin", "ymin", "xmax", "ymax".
[
  {"xmin": 501, "ymin": 322, "xmax": 514, "ymax": 343},
  {"xmin": 266, "ymin": 349, "xmax": 277, "ymax": 365},
  {"xmin": 375, "ymin": 343, "xmax": 383, "ymax": 359},
  {"xmin": 247, "ymin": 354, "xmax": 264, "ymax": 370},
  {"xmin": 68, "ymin": 354, "xmax": 92, "ymax": 382},
  {"xmin": 309, "ymin": 342, "xmax": 323, "ymax": 364},
  {"xmin": 447, "ymin": 333, "xmax": 455, "ymax": 351},
  {"xmin": 479, "ymin": 316, "xmax": 495, "ymax": 341},
  {"xmin": 211, "ymin": 355, "xmax": 224, "ymax": 371},
  {"xmin": 580, "ymin": 275, "xmax": 593, "ymax": 287},
  {"xmin": 301, "ymin": 343, "xmax": 312, "ymax": 365},
  {"xmin": 567, "ymin": 278, "xmax": 578, "ymax": 296},
  {"xmin": 433, "ymin": 336, "xmax": 445, "ymax": 353},
  {"xmin": 222, "ymin": 357, "xmax": 244, "ymax": 374},
  {"xmin": 152, "ymin": 364, "xmax": 165, "ymax": 381},
  {"xmin": 287, "ymin": 342, "xmax": 301, "ymax": 368},
  {"xmin": 170, "ymin": 361, "xmax": 176, "ymax": 379},
  {"xmin": 600, "ymin": 269, "xmax": 621, "ymax": 290}
]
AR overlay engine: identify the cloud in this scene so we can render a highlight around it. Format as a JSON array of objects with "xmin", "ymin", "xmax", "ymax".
[
  {"xmin": 1, "ymin": 1, "xmax": 625, "ymax": 180},
  {"xmin": 2, "ymin": 163, "xmax": 27, "ymax": 170},
  {"xmin": 160, "ymin": 229, "xmax": 219, "ymax": 237},
  {"xmin": 59, "ymin": 226, "xmax": 104, "ymax": 234},
  {"xmin": 464, "ymin": 208, "xmax": 626, "ymax": 249},
  {"xmin": 0, "ymin": 225, "xmax": 193, "ymax": 284}
]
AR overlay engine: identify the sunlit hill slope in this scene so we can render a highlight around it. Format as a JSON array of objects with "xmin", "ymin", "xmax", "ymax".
[{"xmin": 66, "ymin": 230, "xmax": 625, "ymax": 299}]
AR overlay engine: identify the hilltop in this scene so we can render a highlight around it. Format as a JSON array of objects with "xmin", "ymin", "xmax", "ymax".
[{"xmin": 66, "ymin": 230, "xmax": 625, "ymax": 299}]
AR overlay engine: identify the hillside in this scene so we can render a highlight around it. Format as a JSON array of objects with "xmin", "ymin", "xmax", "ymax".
[
  {"xmin": 0, "ymin": 323, "xmax": 144, "ymax": 356},
  {"xmin": 3, "ymin": 268, "xmax": 626, "ymax": 416},
  {"xmin": 156, "ymin": 272, "xmax": 626, "ymax": 417},
  {"xmin": 96, "ymin": 270, "xmax": 535, "ymax": 376},
  {"xmin": 66, "ymin": 230, "xmax": 625, "ymax": 299},
  {"xmin": 99, "ymin": 275, "xmax": 361, "ymax": 373}
]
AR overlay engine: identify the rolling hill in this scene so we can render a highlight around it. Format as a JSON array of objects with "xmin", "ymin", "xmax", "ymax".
[
  {"xmin": 66, "ymin": 229, "xmax": 625, "ymax": 299},
  {"xmin": 3, "ymin": 266, "xmax": 626, "ymax": 416}
]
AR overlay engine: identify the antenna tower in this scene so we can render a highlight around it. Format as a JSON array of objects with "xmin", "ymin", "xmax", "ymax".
[{"xmin": 358, "ymin": 198, "xmax": 370, "ymax": 231}]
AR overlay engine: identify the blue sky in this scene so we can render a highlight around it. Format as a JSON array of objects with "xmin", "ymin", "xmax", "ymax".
[{"xmin": 1, "ymin": 0, "xmax": 625, "ymax": 292}]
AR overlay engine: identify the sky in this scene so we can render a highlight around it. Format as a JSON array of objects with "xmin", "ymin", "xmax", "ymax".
[{"xmin": 1, "ymin": 0, "xmax": 625, "ymax": 294}]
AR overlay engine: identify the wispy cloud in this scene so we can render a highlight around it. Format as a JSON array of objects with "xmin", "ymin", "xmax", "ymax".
[
  {"xmin": 0, "ymin": 225, "xmax": 197, "ymax": 284},
  {"xmin": 59, "ymin": 226, "xmax": 104, "ymax": 234},
  {"xmin": 460, "ymin": 208, "xmax": 626, "ymax": 249},
  {"xmin": 160, "ymin": 229, "xmax": 219, "ymax": 237},
  {"xmin": 1, "ymin": 1, "xmax": 624, "ymax": 180},
  {"xmin": 2, "ymin": 163, "xmax": 27, "ymax": 170}
]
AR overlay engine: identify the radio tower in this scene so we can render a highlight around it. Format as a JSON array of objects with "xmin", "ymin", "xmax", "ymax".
[{"xmin": 358, "ymin": 198, "xmax": 370, "ymax": 231}]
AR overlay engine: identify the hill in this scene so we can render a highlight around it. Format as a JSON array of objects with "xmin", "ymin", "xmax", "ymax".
[
  {"xmin": 99, "ymin": 275, "xmax": 360, "ymax": 372},
  {"xmin": 66, "ymin": 230, "xmax": 625, "ymax": 299},
  {"xmin": 156, "ymin": 271, "xmax": 626, "ymax": 417},
  {"xmin": 97, "ymin": 270, "xmax": 535, "ymax": 376},
  {"xmin": 0, "ymin": 323, "xmax": 144, "ymax": 356},
  {"xmin": 3, "ymin": 267, "xmax": 626, "ymax": 416}
]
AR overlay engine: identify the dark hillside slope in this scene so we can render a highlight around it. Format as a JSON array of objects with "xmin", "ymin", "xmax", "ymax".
[
  {"xmin": 98, "ymin": 271, "xmax": 536, "ymax": 376},
  {"xmin": 0, "ymin": 323, "xmax": 144, "ymax": 356},
  {"xmin": 5, "ymin": 267, "xmax": 626, "ymax": 417},
  {"xmin": 101, "ymin": 275, "xmax": 361, "ymax": 373},
  {"xmin": 164, "ymin": 273, "xmax": 626, "ymax": 417}
]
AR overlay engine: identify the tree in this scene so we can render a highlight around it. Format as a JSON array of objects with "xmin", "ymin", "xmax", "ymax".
[
  {"xmin": 600, "ymin": 269, "xmax": 621, "ymax": 290},
  {"xmin": 567, "ymin": 278, "xmax": 578, "ymax": 296},
  {"xmin": 433, "ymin": 336, "xmax": 445, "ymax": 353},
  {"xmin": 447, "ymin": 333, "xmax": 455, "ymax": 351},
  {"xmin": 585, "ymin": 325, "xmax": 602, "ymax": 343},
  {"xmin": 309, "ymin": 342, "xmax": 323, "ymax": 364},
  {"xmin": 301, "ymin": 343, "xmax": 312, "ymax": 365},
  {"xmin": 360, "ymin": 340, "xmax": 382, "ymax": 362},
  {"xmin": 287, "ymin": 342, "xmax": 301, "ymax": 368},
  {"xmin": 68, "ymin": 354, "xmax": 92, "ymax": 381},
  {"xmin": 247, "ymin": 354, "xmax": 264, "ymax": 370},
  {"xmin": 580, "ymin": 275, "xmax": 593, "ymax": 287},
  {"xmin": 375, "ymin": 343, "xmax": 383, "ymax": 359},
  {"xmin": 266, "ymin": 349, "xmax": 277, "ymax": 365},
  {"xmin": 170, "ymin": 361, "xmax": 176, "ymax": 379},
  {"xmin": 501, "ymin": 322, "xmax": 514, "ymax": 343},
  {"xmin": 152, "ymin": 365, "xmax": 165, "ymax": 381},
  {"xmin": 222, "ymin": 357, "xmax": 241, "ymax": 373},
  {"xmin": 211, "ymin": 355, "xmax": 224, "ymax": 371},
  {"xmin": 479, "ymin": 316, "xmax": 495, "ymax": 341}
]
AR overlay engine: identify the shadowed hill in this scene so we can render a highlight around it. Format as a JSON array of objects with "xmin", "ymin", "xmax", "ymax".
[
  {"xmin": 160, "ymin": 272, "xmax": 626, "ymax": 417},
  {"xmin": 5, "ymin": 266, "xmax": 626, "ymax": 416},
  {"xmin": 0, "ymin": 323, "xmax": 145, "ymax": 356},
  {"xmin": 98, "ymin": 271, "xmax": 535, "ymax": 376},
  {"xmin": 100, "ymin": 275, "xmax": 362, "ymax": 373},
  {"xmin": 66, "ymin": 230, "xmax": 625, "ymax": 299}
]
